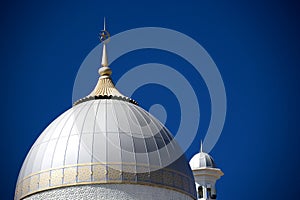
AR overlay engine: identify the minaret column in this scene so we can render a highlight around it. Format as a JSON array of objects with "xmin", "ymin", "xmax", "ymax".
[{"xmin": 189, "ymin": 142, "xmax": 223, "ymax": 200}]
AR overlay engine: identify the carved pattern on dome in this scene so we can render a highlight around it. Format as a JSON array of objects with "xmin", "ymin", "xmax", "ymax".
[
  {"xmin": 22, "ymin": 184, "xmax": 194, "ymax": 200},
  {"xmin": 15, "ymin": 184, "xmax": 21, "ymax": 199},
  {"xmin": 78, "ymin": 166, "xmax": 92, "ymax": 182},
  {"xmin": 39, "ymin": 172, "xmax": 50, "ymax": 190},
  {"xmin": 51, "ymin": 169, "xmax": 63, "ymax": 186},
  {"xmin": 21, "ymin": 178, "xmax": 30, "ymax": 197},
  {"xmin": 151, "ymin": 170, "xmax": 163, "ymax": 184},
  {"xmin": 163, "ymin": 171, "xmax": 173, "ymax": 186},
  {"xmin": 15, "ymin": 162, "xmax": 196, "ymax": 200},
  {"xmin": 137, "ymin": 172, "xmax": 150, "ymax": 182},
  {"xmin": 122, "ymin": 165, "xmax": 136, "ymax": 181},
  {"xmin": 174, "ymin": 173, "xmax": 183, "ymax": 188},
  {"xmin": 107, "ymin": 166, "xmax": 122, "ymax": 180},
  {"xmin": 29, "ymin": 175, "xmax": 39, "ymax": 192},
  {"xmin": 93, "ymin": 165, "xmax": 107, "ymax": 181},
  {"xmin": 63, "ymin": 167, "xmax": 77, "ymax": 184},
  {"xmin": 182, "ymin": 177, "xmax": 189, "ymax": 192}
]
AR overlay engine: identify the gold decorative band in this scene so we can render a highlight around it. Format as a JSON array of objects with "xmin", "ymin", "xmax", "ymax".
[{"xmin": 15, "ymin": 163, "xmax": 196, "ymax": 200}]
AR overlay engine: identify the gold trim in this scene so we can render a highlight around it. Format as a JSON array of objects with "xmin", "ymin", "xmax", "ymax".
[
  {"xmin": 16, "ymin": 162, "xmax": 196, "ymax": 200},
  {"xmin": 20, "ymin": 181, "xmax": 196, "ymax": 200},
  {"xmin": 88, "ymin": 78, "xmax": 123, "ymax": 97}
]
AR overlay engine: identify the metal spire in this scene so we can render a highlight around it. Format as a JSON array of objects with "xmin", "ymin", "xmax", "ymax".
[
  {"xmin": 99, "ymin": 18, "xmax": 111, "ymax": 76},
  {"xmin": 101, "ymin": 43, "xmax": 108, "ymax": 67},
  {"xmin": 73, "ymin": 18, "xmax": 138, "ymax": 106},
  {"xmin": 200, "ymin": 140, "xmax": 203, "ymax": 153},
  {"xmin": 103, "ymin": 17, "xmax": 106, "ymax": 31}
]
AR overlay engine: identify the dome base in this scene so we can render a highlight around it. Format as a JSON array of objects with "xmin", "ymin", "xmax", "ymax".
[{"xmin": 23, "ymin": 184, "xmax": 194, "ymax": 200}]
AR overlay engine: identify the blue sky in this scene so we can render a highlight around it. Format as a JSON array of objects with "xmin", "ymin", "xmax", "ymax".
[{"xmin": 1, "ymin": 0, "xmax": 300, "ymax": 199}]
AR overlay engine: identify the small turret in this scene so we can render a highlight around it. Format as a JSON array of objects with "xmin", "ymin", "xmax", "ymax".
[{"xmin": 189, "ymin": 141, "xmax": 223, "ymax": 200}]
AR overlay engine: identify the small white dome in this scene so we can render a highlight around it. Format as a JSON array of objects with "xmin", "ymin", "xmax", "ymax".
[{"xmin": 189, "ymin": 152, "xmax": 216, "ymax": 170}]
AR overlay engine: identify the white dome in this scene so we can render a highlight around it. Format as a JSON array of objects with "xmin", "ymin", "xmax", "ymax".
[
  {"xmin": 189, "ymin": 152, "xmax": 216, "ymax": 170},
  {"xmin": 15, "ymin": 31, "xmax": 197, "ymax": 199},
  {"xmin": 15, "ymin": 99, "xmax": 196, "ymax": 200}
]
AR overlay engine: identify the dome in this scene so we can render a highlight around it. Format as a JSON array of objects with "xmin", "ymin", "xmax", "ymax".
[
  {"xmin": 15, "ymin": 25, "xmax": 196, "ymax": 200},
  {"xmin": 15, "ymin": 99, "xmax": 196, "ymax": 200},
  {"xmin": 189, "ymin": 152, "xmax": 216, "ymax": 170}
]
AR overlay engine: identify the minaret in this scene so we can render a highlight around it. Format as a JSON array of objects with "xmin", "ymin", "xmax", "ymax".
[{"xmin": 189, "ymin": 141, "xmax": 223, "ymax": 200}]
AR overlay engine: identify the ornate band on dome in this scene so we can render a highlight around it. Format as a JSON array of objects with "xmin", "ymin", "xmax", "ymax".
[
  {"xmin": 73, "ymin": 95, "xmax": 138, "ymax": 106},
  {"xmin": 15, "ymin": 162, "xmax": 196, "ymax": 200}
]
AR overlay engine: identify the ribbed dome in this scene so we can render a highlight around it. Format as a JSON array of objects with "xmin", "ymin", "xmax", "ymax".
[
  {"xmin": 15, "ymin": 25, "xmax": 197, "ymax": 200},
  {"xmin": 15, "ymin": 99, "xmax": 196, "ymax": 200},
  {"xmin": 189, "ymin": 152, "xmax": 216, "ymax": 170}
]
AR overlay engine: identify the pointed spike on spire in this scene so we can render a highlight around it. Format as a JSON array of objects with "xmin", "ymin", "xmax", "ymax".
[
  {"xmin": 98, "ymin": 18, "xmax": 111, "ymax": 77},
  {"xmin": 101, "ymin": 17, "xmax": 108, "ymax": 67},
  {"xmin": 200, "ymin": 140, "xmax": 203, "ymax": 153},
  {"xmin": 103, "ymin": 17, "xmax": 106, "ymax": 31}
]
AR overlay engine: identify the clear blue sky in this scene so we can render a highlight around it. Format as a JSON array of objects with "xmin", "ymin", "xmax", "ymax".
[{"xmin": 1, "ymin": 0, "xmax": 299, "ymax": 199}]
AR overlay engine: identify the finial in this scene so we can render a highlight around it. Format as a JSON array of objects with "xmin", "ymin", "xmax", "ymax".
[
  {"xmin": 200, "ymin": 140, "xmax": 203, "ymax": 153},
  {"xmin": 98, "ymin": 18, "xmax": 111, "ymax": 76},
  {"xmin": 73, "ymin": 19, "xmax": 138, "ymax": 106},
  {"xmin": 103, "ymin": 17, "xmax": 106, "ymax": 31}
]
